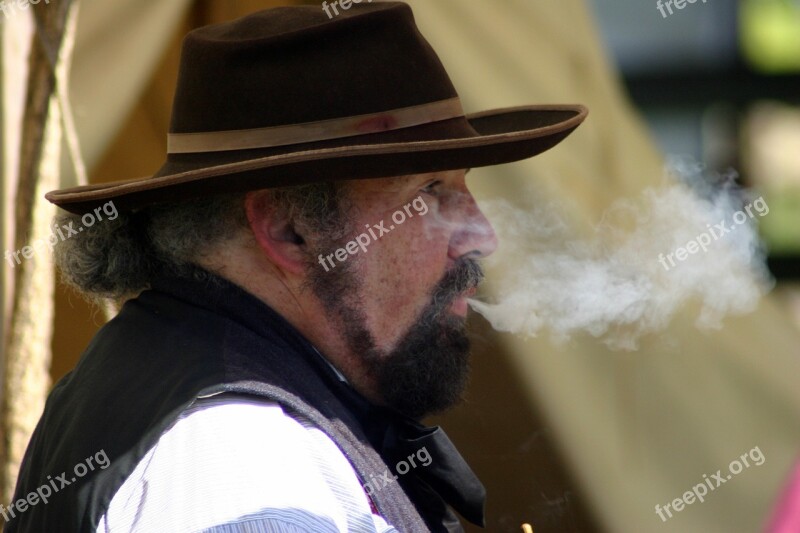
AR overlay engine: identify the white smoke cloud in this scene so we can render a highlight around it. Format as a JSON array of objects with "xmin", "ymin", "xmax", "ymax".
[{"xmin": 469, "ymin": 158, "xmax": 774, "ymax": 350}]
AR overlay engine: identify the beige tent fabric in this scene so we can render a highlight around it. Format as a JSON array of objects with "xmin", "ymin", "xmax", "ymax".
[
  {"xmin": 1, "ymin": 0, "xmax": 34, "ymax": 369},
  {"xmin": 1, "ymin": 0, "xmax": 80, "ymax": 501},
  {"xmin": 1, "ymin": 0, "xmax": 190, "ymax": 503},
  {"xmin": 1, "ymin": 9, "xmax": 37, "ymax": 503},
  {"xmin": 60, "ymin": 0, "xmax": 192, "ymax": 186},
  {"xmin": 407, "ymin": 1, "xmax": 800, "ymax": 532},
  {"xmin": 2, "ymin": 106, "xmax": 60, "ymax": 501},
  {"xmin": 3, "ymin": 0, "xmax": 191, "ymax": 333}
]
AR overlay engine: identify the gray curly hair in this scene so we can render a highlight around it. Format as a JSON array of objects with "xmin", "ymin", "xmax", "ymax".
[{"xmin": 54, "ymin": 182, "xmax": 351, "ymax": 303}]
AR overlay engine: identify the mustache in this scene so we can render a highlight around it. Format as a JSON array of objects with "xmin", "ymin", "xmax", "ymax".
[{"xmin": 429, "ymin": 258, "xmax": 484, "ymax": 314}]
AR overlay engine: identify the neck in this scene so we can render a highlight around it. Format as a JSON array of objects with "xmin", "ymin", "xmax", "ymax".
[{"xmin": 198, "ymin": 245, "xmax": 383, "ymax": 406}]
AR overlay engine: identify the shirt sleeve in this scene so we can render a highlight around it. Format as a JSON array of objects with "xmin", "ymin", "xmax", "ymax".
[{"xmin": 97, "ymin": 396, "xmax": 397, "ymax": 533}]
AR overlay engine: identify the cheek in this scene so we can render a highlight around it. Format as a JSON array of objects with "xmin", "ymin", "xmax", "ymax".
[
  {"xmin": 356, "ymin": 217, "xmax": 449, "ymax": 336},
  {"xmin": 369, "ymin": 216, "xmax": 448, "ymax": 286}
]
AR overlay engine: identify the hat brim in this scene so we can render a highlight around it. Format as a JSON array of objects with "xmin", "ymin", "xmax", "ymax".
[{"xmin": 46, "ymin": 104, "xmax": 587, "ymax": 214}]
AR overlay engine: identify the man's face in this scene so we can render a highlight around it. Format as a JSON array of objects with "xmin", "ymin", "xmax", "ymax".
[{"xmin": 307, "ymin": 169, "xmax": 497, "ymax": 418}]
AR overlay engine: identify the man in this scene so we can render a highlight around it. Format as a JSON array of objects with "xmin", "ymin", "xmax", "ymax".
[{"xmin": 8, "ymin": 2, "xmax": 585, "ymax": 532}]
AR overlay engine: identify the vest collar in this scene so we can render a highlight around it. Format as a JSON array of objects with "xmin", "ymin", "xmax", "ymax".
[{"xmin": 150, "ymin": 267, "xmax": 486, "ymax": 528}]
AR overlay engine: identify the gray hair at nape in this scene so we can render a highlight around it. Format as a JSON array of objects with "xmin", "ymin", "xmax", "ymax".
[{"xmin": 54, "ymin": 181, "xmax": 352, "ymax": 305}]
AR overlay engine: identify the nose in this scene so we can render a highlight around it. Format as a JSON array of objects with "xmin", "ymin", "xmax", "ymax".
[{"xmin": 447, "ymin": 191, "xmax": 498, "ymax": 261}]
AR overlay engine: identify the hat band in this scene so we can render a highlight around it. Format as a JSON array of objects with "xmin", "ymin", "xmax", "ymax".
[{"xmin": 167, "ymin": 97, "xmax": 465, "ymax": 154}]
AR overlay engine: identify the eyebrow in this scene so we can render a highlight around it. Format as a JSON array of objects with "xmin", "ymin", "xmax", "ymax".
[{"xmin": 387, "ymin": 169, "xmax": 470, "ymax": 190}]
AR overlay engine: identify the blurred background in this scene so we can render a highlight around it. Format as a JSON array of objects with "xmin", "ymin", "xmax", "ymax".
[
  {"xmin": 591, "ymin": 0, "xmax": 800, "ymax": 273},
  {"xmin": 2, "ymin": 1, "xmax": 799, "ymax": 532}
]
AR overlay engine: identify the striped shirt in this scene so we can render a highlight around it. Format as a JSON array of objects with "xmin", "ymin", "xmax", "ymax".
[{"xmin": 97, "ymin": 396, "xmax": 398, "ymax": 532}]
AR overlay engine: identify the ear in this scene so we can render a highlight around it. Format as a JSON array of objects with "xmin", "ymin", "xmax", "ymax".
[{"xmin": 245, "ymin": 190, "xmax": 307, "ymax": 275}]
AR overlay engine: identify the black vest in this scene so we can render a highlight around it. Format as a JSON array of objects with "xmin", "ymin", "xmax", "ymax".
[{"xmin": 7, "ymin": 272, "xmax": 484, "ymax": 532}]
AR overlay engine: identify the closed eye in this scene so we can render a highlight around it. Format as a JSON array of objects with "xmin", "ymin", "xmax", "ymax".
[{"xmin": 420, "ymin": 180, "xmax": 442, "ymax": 196}]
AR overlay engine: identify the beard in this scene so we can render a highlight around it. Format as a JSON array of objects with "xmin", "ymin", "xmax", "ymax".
[{"xmin": 308, "ymin": 254, "xmax": 484, "ymax": 419}]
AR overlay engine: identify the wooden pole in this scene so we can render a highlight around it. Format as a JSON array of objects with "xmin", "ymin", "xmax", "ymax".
[{"xmin": 0, "ymin": 0, "xmax": 79, "ymax": 504}]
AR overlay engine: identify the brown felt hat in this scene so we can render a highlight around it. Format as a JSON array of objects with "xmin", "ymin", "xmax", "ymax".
[{"xmin": 46, "ymin": 2, "xmax": 587, "ymax": 214}]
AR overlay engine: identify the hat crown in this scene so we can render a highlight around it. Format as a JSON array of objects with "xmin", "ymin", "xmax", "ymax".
[
  {"xmin": 170, "ymin": 2, "xmax": 459, "ymax": 134},
  {"xmin": 45, "ymin": 2, "xmax": 587, "ymax": 214}
]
